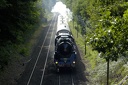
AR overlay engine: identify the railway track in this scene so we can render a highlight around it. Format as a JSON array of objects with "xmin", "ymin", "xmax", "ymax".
[
  {"xmin": 18, "ymin": 13, "xmax": 87, "ymax": 85},
  {"xmin": 58, "ymin": 71, "xmax": 75, "ymax": 85},
  {"xmin": 17, "ymin": 13, "xmax": 58, "ymax": 85},
  {"xmin": 27, "ymin": 14, "xmax": 57, "ymax": 85},
  {"xmin": 39, "ymin": 14, "xmax": 58, "ymax": 85}
]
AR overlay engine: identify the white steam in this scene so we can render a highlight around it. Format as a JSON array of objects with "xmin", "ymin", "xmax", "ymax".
[{"xmin": 51, "ymin": 1, "xmax": 72, "ymax": 22}]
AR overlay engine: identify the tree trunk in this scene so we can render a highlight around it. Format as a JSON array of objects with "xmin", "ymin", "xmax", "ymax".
[{"xmin": 107, "ymin": 59, "xmax": 109, "ymax": 85}]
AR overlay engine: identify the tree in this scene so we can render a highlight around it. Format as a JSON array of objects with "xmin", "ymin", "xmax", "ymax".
[
  {"xmin": 64, "ymin": 0, "xmax": 128, "ymax": 84},
  {"xmin": 86, "ymin": 2, "xmax": 128, "ymax": 85},
  {"xmin": 0, "ymin": 0, "xmax": 45, "ymax": 69}
]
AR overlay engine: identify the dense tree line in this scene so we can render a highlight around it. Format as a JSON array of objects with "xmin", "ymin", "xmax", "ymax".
[
  {"xmin": 43, "ymin": 0, "xmax": 56, "ymax": 13},
  {"xmin": 63, "ymin": 0, "xmax": 128, "ymax": 64},
  {"xmin": 63, "ymin": 0, "xmax": 128, "ymax": 84},
  {"xmin": 0, "ymin": 0, "xmax": 56, "ymax": 70},
  {"xmin": 0, "ymin": 0, "xmax": 41, "ymax": 70}
]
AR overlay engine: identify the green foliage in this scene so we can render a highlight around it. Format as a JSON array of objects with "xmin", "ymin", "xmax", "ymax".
[
  {"xmin": 85, "ymin": 1, "xmax": 128, "ymax": 61},
  {"xmin": 64, "ymin": 0, "xmax": 128, "ymax": 84},
  {"xmin": 89, "ymin": 59, "xmax": 127, "ymax": 85},
  {"xmin": 0, "ymin": 0, "xmax": 8, "ymax": 8},
  {"xmin": 0, "ymin": 46, "xmax": 10, "ymax": 69},
  {"xmin": 0, "ymin": 0, "xmax": 49, "ymax": 70},
  {"xmin": 43, "ymin": 0, "xmax": 56, "ymax": 13},
  {"xmin": 0, "ymin": 0, "xmax": 40, "ymax": 44},
  {"xmin": 62, "ymin": 0, "xmax": 73, "ymax": 10}
]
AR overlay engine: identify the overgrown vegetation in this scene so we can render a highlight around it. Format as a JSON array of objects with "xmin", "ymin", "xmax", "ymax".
[
  {"xmin": 63, "ymin": 0, "xmax": 128, "ymax": 84},
  {"xmin": 0, "ymin": 0, "xmax": 56, "ymax": 70}
]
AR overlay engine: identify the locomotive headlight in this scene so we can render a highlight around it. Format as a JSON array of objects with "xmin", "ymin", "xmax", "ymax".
[
  {"xmin": 55, "ymin": 61, "xmax": 58, "ymax": 64},
  {"xmin": 73, "ymin": 61, "xmax": 75, "ymax": 64}
]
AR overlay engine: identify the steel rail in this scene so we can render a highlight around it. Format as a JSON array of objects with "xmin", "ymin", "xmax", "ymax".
[
  {"xmin": 26, "ymin": 14, "xmax": 56, "ymax": 85},
  {"xmin": 40, "ymin": 14, "xmax": 58, "ymax": 85},
  {"xmin": 71, "ymin": 73, "xmax": 75, "ymax": 85},
  {"xmin": 58, "ymin": 72, "xmax": 75, "ymax": 85},
  {"xmin": 58, "ymin": 75, "xmax": 60, "ymax": 85}
]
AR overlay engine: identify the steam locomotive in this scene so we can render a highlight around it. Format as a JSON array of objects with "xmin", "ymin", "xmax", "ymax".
[{"xmin": 54, "ymin": 15, "xmax": 77, "ymax": 71}]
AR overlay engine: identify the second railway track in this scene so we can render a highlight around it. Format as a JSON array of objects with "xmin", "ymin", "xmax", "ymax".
[
  {"xmin": 27, "ymin": 14, "xmax": 58, "ymax": 85},
  {"xmin": 17, "ymin": 13, "xmax": 58, "ymax": 85}
]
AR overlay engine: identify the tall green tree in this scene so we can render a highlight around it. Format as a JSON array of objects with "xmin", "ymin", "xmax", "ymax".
[
  {"xmin": 64, "ymin": 0, "xmax": 128, "ymax": 84},
  {"xmin": 0, "ymin": 0, "xmax": 46, "ymax": 69}
]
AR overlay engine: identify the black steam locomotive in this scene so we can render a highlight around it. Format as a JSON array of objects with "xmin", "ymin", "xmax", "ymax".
[{"xmin": 54, "ymin": 15, "xmax": 77, "ymax": 71}]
